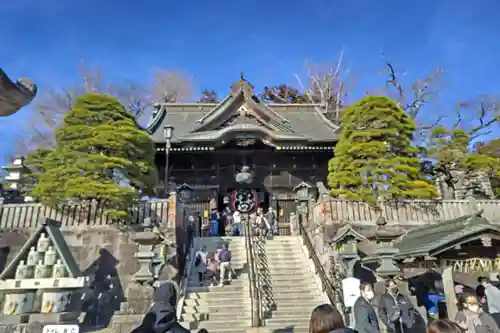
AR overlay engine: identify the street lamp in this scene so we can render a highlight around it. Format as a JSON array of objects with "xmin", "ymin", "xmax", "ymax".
[{"xmin": 163, "ymin": 125, "xmax": 174, "ymax": 197}]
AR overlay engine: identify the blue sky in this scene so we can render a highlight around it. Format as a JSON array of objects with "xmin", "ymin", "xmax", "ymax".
[{"xmin": 1, "ymin": 0, "xmax": 499, "ymax": 165}]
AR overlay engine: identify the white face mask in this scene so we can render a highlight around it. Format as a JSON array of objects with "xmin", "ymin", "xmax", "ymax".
[
  {"xmin": 468, "ymin": 305, "xmax": 479, "ymax": 313},
  {"xmin": 364, "ymin": 291, "xmax": 375, "ymax": 300}
]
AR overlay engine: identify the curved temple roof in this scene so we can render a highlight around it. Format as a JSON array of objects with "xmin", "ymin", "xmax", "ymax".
[
  {"xmin": 147, "ymin": 77, "xmax": 340, "ymax": 145},
  {"xmin": 0, "ymin": 68, "xmax": 37, "ymax": 117}
]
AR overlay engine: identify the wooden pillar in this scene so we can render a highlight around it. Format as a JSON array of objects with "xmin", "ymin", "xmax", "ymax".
[{"xmin": 443, "ymin": 267, "xmax": 458, "ymax": 319}]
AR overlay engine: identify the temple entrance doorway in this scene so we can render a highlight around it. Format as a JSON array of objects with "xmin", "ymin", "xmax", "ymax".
[{"xmin": 217, "ymin": 188, "xmax": 270, "ymax": 236}]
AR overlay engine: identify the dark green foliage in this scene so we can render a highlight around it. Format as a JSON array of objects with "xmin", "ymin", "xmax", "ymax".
[
  {"xmin": 425, "ymin": 129, "xmax": 500, "ymax": 196},
  {"xmin": 27, "ymin": 94, "xmax": 156, "ymax": 220},
  {"xmin": 328, "ymin": 95, "xmax": 437, "ymax": 203},
  {"xmin": 198, "ymin": 89, "xmax": 218, "ymax": 103},
  {"xmin": 477, "ymin": 139, "xmax": 500, "ymax": 198},
  {"xmin": 260, "ymin": 84, "xmax": 309, "ymax": 104},
  {"xmin": 23, "ymin": 148, "xmax": 52, "ymax": 194}
]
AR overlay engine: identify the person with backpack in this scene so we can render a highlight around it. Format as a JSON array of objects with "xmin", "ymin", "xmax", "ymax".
[
  {"xmin": 218, "ymin": 243, "xmax": 232, "ymax": 286},
  {"xmin": 194, "ymin": 246, "xmax": 208, "ymax": 286},
  {"xmin": 455, "ymin": 294, "xmax": 500, "ymax": 333}
]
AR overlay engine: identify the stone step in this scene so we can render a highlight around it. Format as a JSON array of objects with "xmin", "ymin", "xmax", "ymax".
[
  {"xmin": 266, "ymin": 317, "xmax": 310, "ymax": 327},
  {"xmin": 180, "ymin": 318, "xmax": 251, "ymax": 331},
  {"xmin": 188, "ymin": 265, "xmax": 247, "ymax": 276},
  {"xmin": 195, "ymin": 250, "xmax": 246, "ymax": 255},
  {"xmin": 186, "ymin": 284, "xmax": 249, "ymax": 294},
  {"xmin": 183, "ymin": 297, "xmax": 251, "ymax": 306},
  {"xmin": 180, "ymin": 311, "xmax": 251, "ymax": 322},
  {"xmin": 182, "ymin": 303, "xmax": 251, "ymax": 314},
  {"xmin": 187, "ymin": 279, "xmax": 247, "ymax": 287},
  {"xmin": 271, "ymin": 293, "xmax": 322, "ymax": 302},
  {"xmin": 264, "ymin": 251, "xmax": 305, "ymax": 256},
  {"xmin": 259, "ymin": 258, "xmax": 306, "ymax": 264},
  {"xmin": 265, "ymin": 266, "xmax": 312, "ymax": 272},
  {"xmin": 198, "ymin": 243, "xmax": 246, "ymax": 248},
  {"xmin": 264, "ymin": 244, "xmax": 302, "ymax": 248},
  {"xmin": 265, "ymin": 269, "xmax": 312, "ymax": 276},
  {"xmin": 263, "ymin": 253, "xmax": 305, "ymax": 258},
  {"xmin": 189, "ymin": 261, "xmax": 248, "ymax": 268},
  {"xmin": 259, "ymin": 266, "xmax": 310, "ymax": 273},
  {"xmin": 260, "ymin": 285, "xmax": 318, "ymax": 293},
  {"xmin": 266, "ymin": 303, "xmax": 323, "ymax": 313},
  {"xmin": 185, "ymin": 292, "xmax": 249, "ymax": 301}
]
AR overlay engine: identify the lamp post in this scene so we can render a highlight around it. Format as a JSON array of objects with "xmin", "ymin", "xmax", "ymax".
[{"xmin": 163, "ymin": 125, "xmax": 174, "ymax": 197}]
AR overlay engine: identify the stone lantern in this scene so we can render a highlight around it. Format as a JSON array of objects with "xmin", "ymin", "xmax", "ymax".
[{"xmin": 362, "ymin": 245, "xmax": 401, "ymax": 279}]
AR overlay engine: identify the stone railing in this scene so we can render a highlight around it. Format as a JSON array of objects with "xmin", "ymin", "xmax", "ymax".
[
  {"xmin": 0, "ymin": 198, "xmax": 172, "ymax": 229},
  {"xmin": 312, "ymin": 198, "xmax": 500, "ymax": 225}
]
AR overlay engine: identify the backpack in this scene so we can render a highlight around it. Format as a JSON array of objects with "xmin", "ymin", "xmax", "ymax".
[
  {"xmin": 219, "ymin": 249, "xmax": 231, "ymax": 263},
  {"xmin": 194, "ymin": 254, "xmax": 201, "ymax": 267}
]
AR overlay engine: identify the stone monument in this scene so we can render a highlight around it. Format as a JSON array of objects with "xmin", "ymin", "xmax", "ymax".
[{"xmin": 0, "ymin": 218, "xmax": 89, "ymax": 326}]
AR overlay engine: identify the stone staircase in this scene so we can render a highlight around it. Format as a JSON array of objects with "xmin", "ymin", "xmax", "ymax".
[
  {"xmin": 257, "ymin": 236, "xmax": 327, "ymax": 333},
  {"xmin": 178, "ymin": 236, "xmax": 251, "ymax": 333}
]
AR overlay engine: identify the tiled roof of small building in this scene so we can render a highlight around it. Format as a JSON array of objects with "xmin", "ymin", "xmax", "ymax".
[{"xmin": 393, "ymin": 211, "xmax": 500, "ymax": 258}]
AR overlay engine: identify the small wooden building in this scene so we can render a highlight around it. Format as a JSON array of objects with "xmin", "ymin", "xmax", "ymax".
[
  {"xmin": 330, "ymin": 210, "xmax": 500, "ymax": 287},
  {"xmin": 393, "ymin": 211, "xmax": 500, "ymax": 277},
  {"xmin": 146, "ymin": 78, "xmax": 339, "ymax": 220}
]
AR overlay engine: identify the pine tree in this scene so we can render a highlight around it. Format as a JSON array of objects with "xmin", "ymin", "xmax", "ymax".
[
  {"xmin": 198, "ymin": 89, "xmax": 218, "ymax": 103},
  {"xmin": 260, "ymin": 84, "xmax": 309, "ymax": 104},
  {"xmin": 426, "ymin": 127, "xmax": 500, "ymax": 198},
  {"xmin": 328, "ymin": 95, "xmax": 437, "ymax": 203},
  {"xmin": 28, "ymin": 93, "xmax": 156, "ymax": 220}
]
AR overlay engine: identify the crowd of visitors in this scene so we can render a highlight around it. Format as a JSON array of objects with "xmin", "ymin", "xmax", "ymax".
[
  {"xmin": 194, "ymin": 242, "xmax": 233, "ymax": 287},
  {"xmin": 132, "ymin": 275, "xmax": 500, "ymax": 333},
  {"xmin": 350, "ymin": 277, "xmax": 500, "ymax": 333},
  {"xmin": 208, "ymin": 206, "xmax": 278, "ymax": 237}
]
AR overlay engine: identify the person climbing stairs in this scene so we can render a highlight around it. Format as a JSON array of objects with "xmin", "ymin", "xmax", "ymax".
[{"xmin": 179, "ymin": 237, "xmax": 251, "ymax": 333}]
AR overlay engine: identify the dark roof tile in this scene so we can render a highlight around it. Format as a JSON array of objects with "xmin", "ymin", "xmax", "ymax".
[{"xmin": 393, "ymin": 212, "xmax": 499, "ymax": 258}]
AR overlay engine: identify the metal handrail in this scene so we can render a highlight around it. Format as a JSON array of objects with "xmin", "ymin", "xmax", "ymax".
[
  {"xmin": 298, "ymin": 213, "xmax": 345, "ymax": 315},
  {"xmin": 245, "ymin": 217, "xmax": 261, "ymax": 326}
]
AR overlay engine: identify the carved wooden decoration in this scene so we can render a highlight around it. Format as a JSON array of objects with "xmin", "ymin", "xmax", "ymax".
[
  {"xmin": 443, "ymin": 258, "xmax": 500, "ymax": 273},
  {"xmin": 481, "ymin": 235, "xmax": 492, "ymax": 247},
  {"xmin": 401, "ymin": 261, "xmax": 438, "ymax": 270}
]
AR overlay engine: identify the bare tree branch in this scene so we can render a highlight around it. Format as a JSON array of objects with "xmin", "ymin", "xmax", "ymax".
[
  {"xmin": 384, "ymin": 60, "xmax": 443, "ymax": 120},
  {"xmin": 151, "ymin": 69, "xmax": 194, "ymax": 103},
  {"xmin": 454, "ymin": 96, "xmax": 500, "ymax": 141},
  {"xmin": 294, "ymin": 49, "xmax": 354, "ymax": 122},
  {"xmin": 12, "ymin": 64, "xmax": 195, "ymax": 155},
  {"xmin": 109, "ymin": 79, "xmax": 151, "ymax": 120}
]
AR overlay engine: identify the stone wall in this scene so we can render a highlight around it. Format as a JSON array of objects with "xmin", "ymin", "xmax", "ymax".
[
  {"xmin": 0, "ymin": 192, "xmax": 196, "ymax": 331},
  {"xmin": 0, "ymin": 226, "xmax": 151, "ymax": 331}
]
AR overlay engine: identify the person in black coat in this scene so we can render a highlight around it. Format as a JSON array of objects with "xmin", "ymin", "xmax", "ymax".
[
  {"xmin": 354, "ymin": 281, "xmax": 380, "ymax": 333},
  {"xmin": 131, "ymin": 282, "xmax": 191, "ymax": 333},
  {"xmin": 378, "ymin": 278, "xmax": 415, "ymax": 333}
]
